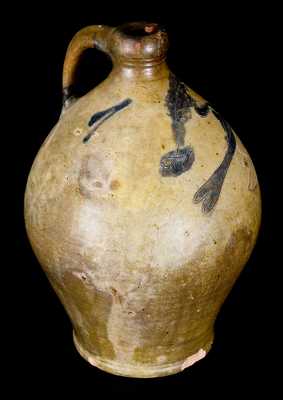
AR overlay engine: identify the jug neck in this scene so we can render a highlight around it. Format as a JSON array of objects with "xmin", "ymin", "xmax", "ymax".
[{"xmin": 110, "ymin": 61, "xmax": 170, "ymax": 82}]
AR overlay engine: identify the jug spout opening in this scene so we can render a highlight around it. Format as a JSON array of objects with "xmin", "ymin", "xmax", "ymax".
[{"xmin": 119, "ymin": 21, "xmax": 160, "ymax": 37}]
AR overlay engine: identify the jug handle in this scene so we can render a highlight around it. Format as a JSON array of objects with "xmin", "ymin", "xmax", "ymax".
[{"xmin": 62, "ymin": 25, "xmax": 113, "ymax": 111}]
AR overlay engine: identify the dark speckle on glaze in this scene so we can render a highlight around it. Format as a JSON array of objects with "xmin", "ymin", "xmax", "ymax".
[{"xmin": 194, "ymin": 102, "xmax": 210, "ymax": 117}]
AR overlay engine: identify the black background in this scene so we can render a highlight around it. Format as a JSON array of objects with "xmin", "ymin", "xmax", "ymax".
[{"xmin": 9, "ymin": 2, "xmax": 278, "ymax": 397}]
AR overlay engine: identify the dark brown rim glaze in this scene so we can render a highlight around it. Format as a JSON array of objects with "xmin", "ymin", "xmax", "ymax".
[{"xmin": 109, "ymin": 22, "xmax": 169, "ymax": 67}]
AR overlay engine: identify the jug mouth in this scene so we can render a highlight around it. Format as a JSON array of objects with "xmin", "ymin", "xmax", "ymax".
[
  {"xmin": 119, "ymin": 21, "xmax": 160, "ymax": 37},
  {"xmin": 109, "ymin": 21, "xmax": 169, "ymax": 67}
]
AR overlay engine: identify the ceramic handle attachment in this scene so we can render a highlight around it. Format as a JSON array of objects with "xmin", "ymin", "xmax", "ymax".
[{"xmin": 62, "ymin": 25, "xmax": 113, "ymax": 110}]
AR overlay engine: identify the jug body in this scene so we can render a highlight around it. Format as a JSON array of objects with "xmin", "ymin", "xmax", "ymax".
[{"xmin": 24, "ymin": 22, "xmax": 261, "ymax": 378}]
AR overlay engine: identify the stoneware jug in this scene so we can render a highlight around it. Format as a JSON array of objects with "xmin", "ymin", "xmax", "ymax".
[{"xmin": 24, "ymin": 22, "xmax": 261, "ymax": 378}]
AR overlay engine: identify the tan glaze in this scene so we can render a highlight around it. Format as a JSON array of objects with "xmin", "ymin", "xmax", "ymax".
[{"xmin": 24, "ymin": 22, "xmax": 261, "ymax": 378}]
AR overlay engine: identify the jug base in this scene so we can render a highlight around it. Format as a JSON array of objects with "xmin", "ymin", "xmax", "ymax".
[{"xmin": 73, "ymin": 330, "xmax": 213, "ymax": 378}]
